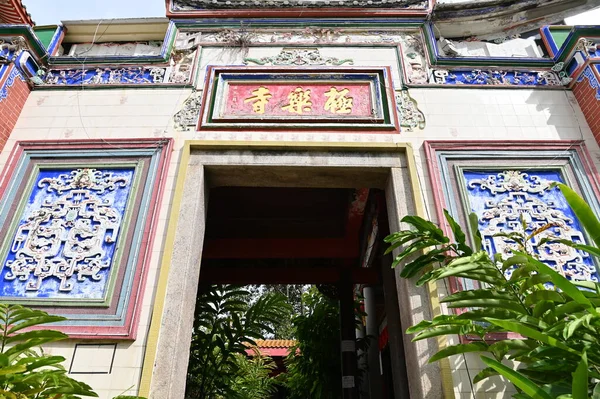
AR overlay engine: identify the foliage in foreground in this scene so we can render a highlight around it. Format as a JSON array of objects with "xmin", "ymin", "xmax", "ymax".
[
  {"xmin": 284, "ymin": 287, "xmax": 342, "ymax": 399},
  {"xmin": 0, "ymin": 304, "xmax": 97, "ymax": 399},
  {"xmin": 185, "ymin": 284, "xmax": 291, "ymax": 399},
  {"xmin": 385, "ymin": 183, "xmax": 600, "ymax": 399}
]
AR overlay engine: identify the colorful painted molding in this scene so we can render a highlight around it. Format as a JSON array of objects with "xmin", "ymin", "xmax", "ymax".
[
  {"xmin": 428, "ymin": 68, "xmax": 565, "ymax": 86},
  {"xmin": 172, "ymin": 0, "xmax": 429, "ymax": 9},
  {"xmin": 0, "ymin": 139, "xmax": 172, "ymax": 339},
  {"xmin": 577, "ymin": 65, "xmax": 600, "ymax": 100},
  {"xmin": 0, "ymin": 66, "xmax": 24, "ymax": 101},
  {"xmin": 424, "ymin": 141, "xmax": 600, "ymax": 294},
  {"xmin": 199, "ymin": 66, "xmax": 398, "ymax": 131}
]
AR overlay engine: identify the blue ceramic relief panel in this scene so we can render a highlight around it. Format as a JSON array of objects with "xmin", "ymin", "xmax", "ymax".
[
  {"xmin": 44, "ymin": 67, "xmax": 166, "ymax": 85},
  {"xmin": 0, "ymin": 168, "xmax": 135, "ymax": 300},
  {"xmin": 433, "ymin": 70, "xmax": 561, "ymax": 86},
  {"xmin": 463, "ymin": 169, "xmax": 599, "ymax": 282}
]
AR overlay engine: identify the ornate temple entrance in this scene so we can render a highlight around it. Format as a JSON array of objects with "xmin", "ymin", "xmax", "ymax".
[
  {"xmin": 143, "ymin": 142, "xmax": 447, "ymax": 399},
  {"xmin": 196, "ymin": 186, "xmax": 396, "ymax": 398}
]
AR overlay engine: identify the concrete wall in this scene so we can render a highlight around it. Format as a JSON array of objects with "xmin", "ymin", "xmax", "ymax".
[{"xmin": 2, "ymin": 76, "xmax": 598, "ymax": 398}]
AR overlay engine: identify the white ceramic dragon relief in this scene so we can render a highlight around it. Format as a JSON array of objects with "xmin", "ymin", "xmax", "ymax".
[
  {"xmin": 468, "ymin": 170, "xmax": 599, "ymax": 282},
  {"xmin": 3, "ymin": 168, "xmax": 131, "ymax": 295}
]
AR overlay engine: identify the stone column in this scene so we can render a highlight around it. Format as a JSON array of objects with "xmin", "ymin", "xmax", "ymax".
[
  {"xmin": 149, "ymin": 161, "xmax": 209, "ymax": 399},
  {"xmin": 385, "ymin": 167, "xmax": 442, "ymax": 399},
  {"xmin": 363, "ymin": 285, "xmax": 383, "ymax": 398}
]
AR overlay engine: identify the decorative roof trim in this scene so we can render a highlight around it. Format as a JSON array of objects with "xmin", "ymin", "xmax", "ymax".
[
  {"xmin": 166, "ymin": 0, "xmax": 432, "ymax": 17},
  {"xmin": 0, "ymin": 0, "xmax": 34, "ymax": 26}
]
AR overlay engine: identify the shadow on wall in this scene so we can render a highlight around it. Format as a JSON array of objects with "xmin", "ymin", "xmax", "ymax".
[{"xmin": 525, "ymin": 90, "xmax": 591, "ymax": 142}]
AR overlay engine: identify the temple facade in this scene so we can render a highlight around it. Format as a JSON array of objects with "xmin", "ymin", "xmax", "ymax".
[{"xmin": 0, "ymin": 0, "xmax": 599, "ymax": 398}]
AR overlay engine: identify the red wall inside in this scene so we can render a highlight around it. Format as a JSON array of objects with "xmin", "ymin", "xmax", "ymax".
[
  {"xmin": 573, "ymin": 74, "xmax": 600, "ymax": 142},
  {"xmin": 0, "ymin": 67, "xmax": 29, "ymax": 151}
]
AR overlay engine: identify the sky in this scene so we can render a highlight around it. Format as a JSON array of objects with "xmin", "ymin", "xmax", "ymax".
[
  {"xmin": 22, "ymin": 0, "xmax": 600, "ymax": 26},
  {"xmin": 565, "ymin": 7, "xmax": 600, "ymax": 25},
  {"xmin": 23, "ymin": 0, "xmax": 166, "ymax": 25}
]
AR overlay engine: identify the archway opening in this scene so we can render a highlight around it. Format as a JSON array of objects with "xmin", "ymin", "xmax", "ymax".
[{"xmin": 185, "ymin": 185, "xmax": 407, "ymax": 399}]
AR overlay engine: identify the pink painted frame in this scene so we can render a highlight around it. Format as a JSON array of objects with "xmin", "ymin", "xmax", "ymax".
[
  {"xmin": 0, "ymin": 138, "xmax": 173, "ymax": 340},
  {"xmin": 424, "ymin": 140, "xmax": 600, "ymax": 341},
  {"xmin": 198, "ymin": 65, "xmax": 401, "ymax": 134}
]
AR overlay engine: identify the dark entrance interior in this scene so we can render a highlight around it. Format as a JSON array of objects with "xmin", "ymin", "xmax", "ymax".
[{"xmin": 189, "ymin": 185, "xmax": 408, "ymax": 398}]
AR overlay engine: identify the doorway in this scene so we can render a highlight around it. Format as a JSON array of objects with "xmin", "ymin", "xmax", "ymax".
[
  {"xmin": 186, "ymin": 186, "xmax": 399, "ymax": 398},
  {"xmin": 145, "ymin": 142, "xmax": 443, "ymax": 399}
]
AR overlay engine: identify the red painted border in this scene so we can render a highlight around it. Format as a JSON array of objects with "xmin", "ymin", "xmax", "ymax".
[
  {"xmin": 198, "ymin": 65, "xmax": 400, "ymax": 134},
  {"xmin": 0, "ymin": 138, "xmax": 173, "ymax": 340},
  {"xmin": 423, "ymin": 140, "xmax": 600, "ymax": 341}
]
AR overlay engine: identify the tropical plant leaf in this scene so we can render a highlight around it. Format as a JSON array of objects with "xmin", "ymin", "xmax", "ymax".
[
  {"xmin": 485, "ymin": 318, "xmax": 579, "ymax": 355},
  {"xmin": 520, "ymin": 274, "xmax": 552, "ymax": 294},
  {"xmin": 556, "ymin": 183, "xmax": 600, "ymax": 248},
  {"xmin": 429, "ymin": 342, "xmax": 489, "ymax": 363},
  {"xmin": 444, "ymin": 209, "xmax": 472, "ymax": 255},
  {"xmin": 592, "ymin": 382, "xmax": 600, "ymax": 399},
  {"xmin": 571, "ymin": 352, "xmax": 588, "ymax": 399},
  {"xmin": 0, "ymin": 304, "xmax": 98, "ymax": 398},
  {"xmin": 400, "ymin": 215, "xmax": 449, "ymax": 243},
  {"xmin": 502, "ymin": 255, "xmax": 528, "ymax": 271},
  {"xmin": 398, "ymin": 250, "xmax": 449, "ymax": 279},
  {"xmin": 522, "ymin": 254, "xmax": 597, "ymax": 315},
  {"xmin": 0, "ymin": 365, "xmax": 27, "ymax": 375},
  {"xmin": 468, "ymin": 212, "xmax": 482, "ymax": 250},
  {"xmin": 524, "ymin": 290, "xmax": 565, "ymax": 307},
  {"xmin": 480, "ymin": 356, "xmax": 553, "ymax": 399},
  {"xmin": 473, "ymin": 367, "xmax": 499, "ymax": 383},
  {"xmin": 413, "ymin": 325, "xmax": 464, "ymax": 341}
]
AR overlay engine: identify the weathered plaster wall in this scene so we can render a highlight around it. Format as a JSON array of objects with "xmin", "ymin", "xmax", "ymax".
[{"xmin": 1, "ymin": 83, "xmax": 598, "ymax": 399}]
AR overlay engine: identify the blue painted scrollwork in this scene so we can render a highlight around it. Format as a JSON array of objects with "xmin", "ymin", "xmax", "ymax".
[
  {"xmin": 1, "ymin": 168, "xmax": 134, "ymax": 300},
  {"xmin": 464, "ymin": 170, "xmax": 599, "ymax": 282}
]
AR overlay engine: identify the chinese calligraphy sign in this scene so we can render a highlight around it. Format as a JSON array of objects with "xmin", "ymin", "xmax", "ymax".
[
  {"xmin": 324, "ymin": 87, "xmax": 353, "ymax": 114},
  {"xmin": 244, "ymin": 86, "xmax": 272, "ymax": 114},
  {"xmin": 200, "ymin": 67, "xmax": 398, "ymax": 131},
  {"xmin": 228, "ymin": 83, "xmax": 371, "ymax": 118},
  {"xmin": 0, "ymin": 167, "xmax": 135, "ymax": 301}
]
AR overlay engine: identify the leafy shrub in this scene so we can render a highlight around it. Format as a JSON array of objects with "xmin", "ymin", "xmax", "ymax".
[
  {"xmin": 386, "ymin": 183, "xmax": 600, "ymax": 399},
  {"xmin": 0, "ymin": 304, "xmax": 97, "ymax": 398},
  {"xmin": 185, "ymin": 284, "xmax": 291, "ymax": 398}
]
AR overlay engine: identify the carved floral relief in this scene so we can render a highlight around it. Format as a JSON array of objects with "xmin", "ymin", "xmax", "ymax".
[{"xmin": 244, "ymin": 48, "xmax": 353, "ymax": 66}]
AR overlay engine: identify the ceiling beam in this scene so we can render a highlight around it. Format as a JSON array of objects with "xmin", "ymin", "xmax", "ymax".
[
  {"xmin": 203, "ymin": 238, "xmax": 358, "ymax": 258},
  {"xmin": 199, "ymin": 266, "xmax": 379, "ymax": 284}
]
